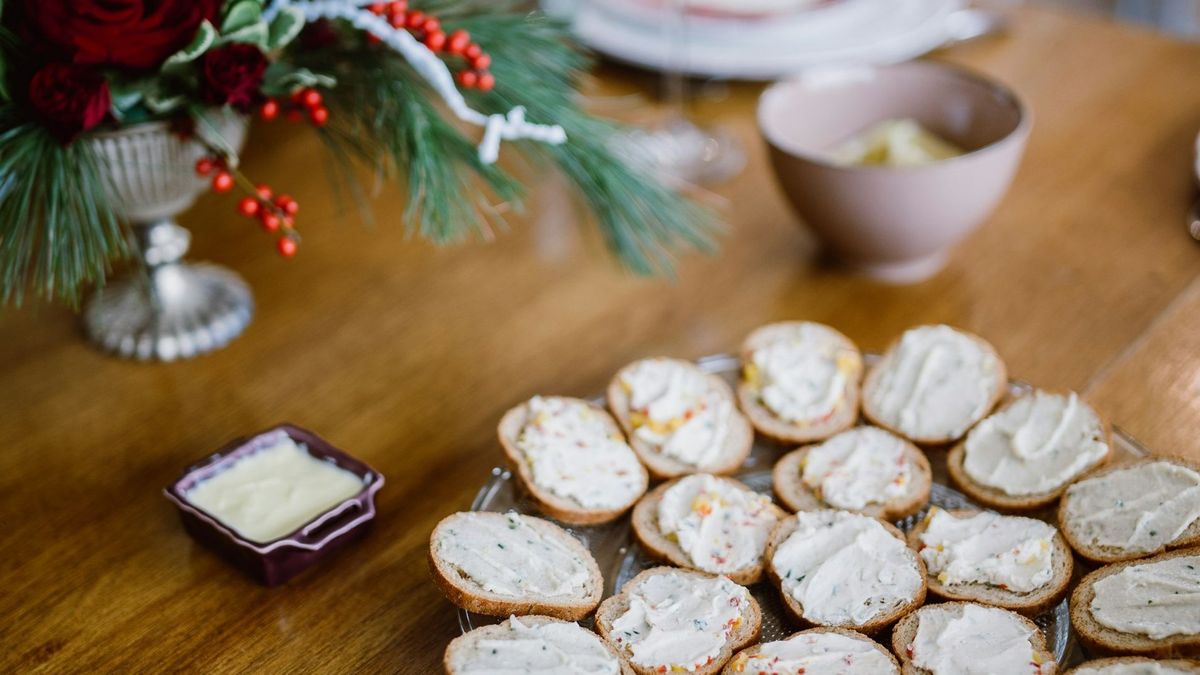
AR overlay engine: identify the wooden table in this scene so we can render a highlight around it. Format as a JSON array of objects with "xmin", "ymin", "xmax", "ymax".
[{"xmin": 3, "ymin": 6, "xmax": 1199, "ymax": 673}]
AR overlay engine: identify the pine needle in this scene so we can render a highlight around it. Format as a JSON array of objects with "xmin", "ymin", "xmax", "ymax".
[{"xmin": 0, "ymin": 110, "xmax": 128, "ymax": 307}]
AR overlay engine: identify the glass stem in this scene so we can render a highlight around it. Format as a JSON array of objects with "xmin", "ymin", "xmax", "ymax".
[{"xmin": 663, "ymin": 0, "xmax": 690, "ymax": 123}]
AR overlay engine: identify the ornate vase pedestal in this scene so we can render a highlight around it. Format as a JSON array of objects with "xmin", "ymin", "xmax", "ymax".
[
  {"xmin": 84, "ymin": 221, "xmax": 253, "ymax": 362},
  {"xmin": 82, "ymin": 115, "xmax": 253, "ymax": 362}
]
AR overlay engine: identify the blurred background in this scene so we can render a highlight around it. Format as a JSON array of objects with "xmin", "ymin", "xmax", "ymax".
[{"xmin": 1039, "ymin": 0, "xmax": 1198, "ymax": 35}]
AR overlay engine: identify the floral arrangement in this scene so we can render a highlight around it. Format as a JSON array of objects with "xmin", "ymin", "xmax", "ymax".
[{"xmin": 0, "ymin": 0, "xmax": 713, "ymax": 305}]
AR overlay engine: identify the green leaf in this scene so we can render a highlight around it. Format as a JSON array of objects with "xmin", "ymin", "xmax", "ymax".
[
  {"xmin": 144, "ymin": 92, "xmax": 185, "ymax": 114},
  {"xmin": 0, "ymin": 60, "xmax": 8, "ymax": 103},
  {"xmin": 221, "ymin": 0, "xmax": 262, "ymax": 34},
  {"xmin": 164, "ymin": 20, "xmax": 216, "ymax": 67},
  {"xmin": 109, "ymin": 90, "xmax": 144, "ymax": 118},
  {"xmin": 192, "ymin": 108, "xmax": 243, "ymax": 160},
  {"xmin": 217, "ymin": 22, "xmax": 269, "ymax": 50},
  {"xmin": 261, "ymin": 62, "xmax": 335, "ymax": 97},
  {"xmin": 107, "ymin": 76, "xmax": 157, "ymax": 120},
  {"xmin": 267, "ymin": 7, "xmax": 306, "ymax": 50}
]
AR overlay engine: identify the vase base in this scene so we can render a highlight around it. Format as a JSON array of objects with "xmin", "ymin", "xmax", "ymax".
[{"xmin": 84, "ymin": 263, "xmax": 253, "ymax": 362}]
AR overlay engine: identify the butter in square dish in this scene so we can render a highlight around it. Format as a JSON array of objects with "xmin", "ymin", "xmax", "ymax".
[
  {"xmin": 185, "ymin": 434, "xmax": 365, "ymax": 544},
  {"xmin": 165, "ymin": 424, "xmax": 383, "ymax": 585}
]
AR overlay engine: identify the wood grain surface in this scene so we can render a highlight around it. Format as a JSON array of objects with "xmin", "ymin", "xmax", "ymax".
[{"xmin": 2, "ymin": 7, "xmax": 1199, "ymax": 673}]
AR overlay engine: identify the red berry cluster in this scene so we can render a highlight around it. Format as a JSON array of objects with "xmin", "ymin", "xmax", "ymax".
[
  {"xmin": 195, "ymin": 157, "xmax": 300, "ymax": 258},
  {"xmin": 366, "ymin": 2, "xmax": 494, "ymax": 92},
  {"xmin": 258, "ymin": 87, "xmax": 328, "ymax": 126}
]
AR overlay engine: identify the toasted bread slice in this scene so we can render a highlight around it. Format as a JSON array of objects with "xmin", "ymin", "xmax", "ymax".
[
  {"xmin": 428, "ymin": 511, "xmax": 603, "ymax": 621},
  {"xmin": 892, "ymin": 601, "xmax": 1056, "ymax": 674},
  {"xmin": 946, "ymin": 392, "xmax": 1112, "ymax": 512},
  {"xmin": 630, "ymin": 474, "xmax": 785, "ymax": 585},
  {"xmin": 607, "ymin": 357, "xmax": 753, "ymax": 480},
  {"xmin": 595, "ymin": 567, "xmax": 761, "ymax": 675},
  {"xmin": 444, "ymin": 615, "xmax": 634, "ymax": 674},
  {"xmin": 1071, "ymin": 547, "xmax": 1200, "ymax": 658},
  {"xmin": 498, "ymin": 396, "xmax": 649, "ymax": 525},
  {"xmin": 862, "ymin": 325, "xmax": 1007, "ymax": 445},
  {"xmin": 1064, "ymin": 656, "xmax": 1200, "ymax": 674},
  {"xmin": 723, "ymin": 627, "xmax": 900, "ymax": 674},
  {"xmin": 907, "ymin": 508, "xmax": 1073, "ymax": 616},
  {"xmin": 1058, "ymin": 457, "xmax": 1200, "ymax": 564},
  {"xmin": 764, "ymin": 512, "xmax": 926, "ymax": 634},
  {"xmin": 772, "ymin": 427, "xmax": 932, "ymax": 520},
  {"xmin": 735, "ymin": 321, "xmax": 864, "ymax": 444}
]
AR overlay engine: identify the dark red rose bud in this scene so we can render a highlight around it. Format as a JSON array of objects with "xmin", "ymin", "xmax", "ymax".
[
  {"xmin": 199, "ymin": 44, "xmax": 268, "ymax": 113},
  {"xmin": 28, "ymin": 64, "xmax": 111, "ymax": 143},
  {"xmin": 23, "ymin": 0, "xmax": 222, "ymax": 70},
  {"xmin": 299, "ymin": 18, "xmax": 340, "ymax": 51}
]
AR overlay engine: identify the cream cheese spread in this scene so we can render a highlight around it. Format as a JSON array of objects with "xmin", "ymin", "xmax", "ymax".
[
  {"xmin": 516, "ymin": 396, "xmax": 644, "ymax": 510},
  {"xmin": 962, "ymin": 391, "xmax": 1108, "ymax": 496},
  {"xmin": 609, "ymin": 571, "xmax": 749, "ymax": 672},
  {"xmin": 918, "ymin": 508, "xmax": 1055, "ymax": 592},
  {"xmin": 656, "ymin": 474, "xmax": 779, "ymax": 574},
  {"xmin": 1064, "ymin": 461, "xmax": 1200, "ymax": 555},
  {"xmin": 1075, "ymin": 663, "xmax": 1196, "ymax": 675},
  {"xmin": 910, "ymin": 603, "xmax": 1047, "ymax": 674},
  {"xmin": 620, "ymin": 358, "xmax": 733, "ymax": 468},
  {"xmin": 434, "ymin": 512, "xmax": 592, "ymax": 598},
  {"xmin": 185, "ymin": 435, "xmax": 365, "ymax": 543},
  {"xmin": 801, "ymin": 427, "xmax": 913, "ymax": 510},
  {"xmin": 744, "ymin": 323, "xmax": 860, "ymax": 424},
  {"xmin": 733, "ymin": 631, "xmax": 898, "ymax": 674},
  {"xmin": 771, "ymin": 511, "xmax": 921, "ymax": 626},
  {"xmin": 451, "ymin": 616, "xmax": 620, "ymax": 674},
  {"xmin": 1090, "ymin": 555, "xmax": 1200, "ymax": 640},
  {"xmin": 865, "ymin": 325, "xmax": 1002, "ymax": 440}
]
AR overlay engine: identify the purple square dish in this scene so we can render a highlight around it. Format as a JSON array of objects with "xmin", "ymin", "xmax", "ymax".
[{"xmin": 164, "ymin": 424, "xmax": 384, "ymax": 586}]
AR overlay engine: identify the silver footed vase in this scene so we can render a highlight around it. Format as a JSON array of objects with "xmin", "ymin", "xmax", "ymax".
[{"xmin": 83, "ymin": 113, "xmax": 253, "ymax": 362}]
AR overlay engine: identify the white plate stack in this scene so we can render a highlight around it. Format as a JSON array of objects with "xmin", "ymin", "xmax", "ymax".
[{"xmin": 555, "ymin": 0, "xmax": 965, "ymax": 80}]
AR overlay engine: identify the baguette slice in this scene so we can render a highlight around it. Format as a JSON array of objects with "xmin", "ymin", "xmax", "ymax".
[
  {"xmin": 595, "ymin": 567, "xmax": 761, "ymax": 675},
  {"xmin": 736, "ymin": 321, "xmax": 864, "ymax": 444},
  {"xmin": 907, "ymin": 508, "xmax": 1073, "ymax": 616},
  {"xmin": 723, "ymin": 627, "xmax": 900, "ymax": 675},
  {"xmin": 1064, "ymin": 656, "xmax": 1200, "ymax": 674},
  {"xmin": 444, "ymin": 615, "xmax": 634, "ymax": 674},
  {"xmin": 1058, "ymin": 457, "xmax": 1200, "ymax": 564},
  {"xmin": 862, "ymin": 325, "xmax": 1007, "ymax": 445},
  {"xmin": 428, "ymin": 511, "xmax": 603, "ymax": 621},
  {"xmin": 630, "ymin": 475, "xmax": 785, "ymax": 585},
  {"xmin": 1071, "ymin": 547, "xmax": 1200, "ymax": 658},
  {"xmin": 892, "ymin": 601, "xmax": 1057, "ymax": 674},
  {"xmin": 772, "ymin": 427, "xmax": 932, "ymax": 520},
  {"xmin": 498, "ymin": 396, "xmax": 649, "ymax": 525},
  {"xmin": 764, "ymin": 512, "xmax": 926, "ymax": 635},
  {"xmin": 607, "ymin": 357, "xmax": 754, "ymax": 480},
  {"xmin": 947, "ymin": 392, "xmax": 1112, "ymax": 512}
]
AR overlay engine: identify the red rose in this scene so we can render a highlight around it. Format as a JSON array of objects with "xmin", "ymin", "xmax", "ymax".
[
  {"xmin": 28, "ymin": 64, "xmax": 112, "ymax": 142},
  {"xmin": 200, "ymin": 44, "xmax": 268, "ymax": 113},
  {"xmin": 22, "ymin": 0, "xmax": 221, "ymax": 70}
]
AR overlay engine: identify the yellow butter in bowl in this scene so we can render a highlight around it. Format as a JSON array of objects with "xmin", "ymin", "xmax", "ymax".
[{"xmin": 830, "ymin": 118, "xmax": 964, "ymax": 167}]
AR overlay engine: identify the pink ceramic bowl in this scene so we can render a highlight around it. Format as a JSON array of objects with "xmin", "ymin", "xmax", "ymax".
[{"xmin": 758, "ymin": 61, "xmax": 1030, "ymax": 282}]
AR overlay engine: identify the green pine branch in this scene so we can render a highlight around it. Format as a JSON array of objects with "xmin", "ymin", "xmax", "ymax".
[
  {"xmin": 458, "ymin": 12, "xmax": 718, "ymax": 274},
  {"xmin": 0, "ymin": 109, "xmax": 128, "ymax": 306},
  {"xmin": 311, "ymin": 58, "xmax": 524, "ymax": 243},
  {"xmin": 294, "ymin": 6, "xmax": 718, "ymax": 275}
]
